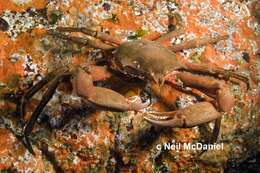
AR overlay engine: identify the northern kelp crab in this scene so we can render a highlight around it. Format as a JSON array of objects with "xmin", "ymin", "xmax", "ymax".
[{"xmin": 18, "ymin": 26, "xmax": 249, "ymax": 154}]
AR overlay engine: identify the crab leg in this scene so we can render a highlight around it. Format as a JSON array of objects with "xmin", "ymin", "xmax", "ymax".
[
  {"xmin": 176, "ymin": 71, "xmax": 235, "ymax": 112},
  {"xmin": 144, "ymin": 102, "xmax": 220, "ymax": 127},
  {"xmin": 56, "ymin": 27, "xmax": 123, "ymax": 45},
  {"xmin": 48, "ymin": 31, "xmax": 115, "ymax": 50},
  {"xmin": 72, "ymin": 69, "xmax": 150, "ymax": 111},
  {"xmin": 154, "ymin": 29, "xmax": 185, "ymax": 43},
  {"xmin": 169, "ymin": 35, "xmax": 229, "ymax": 52},
  {"xmin": 183, "ymin": 63, "xmax": 249, "ymax": 89},
  {"xmin": 23, "ymin": 71, "xmax": 72, "ymax": 154},
  {"xmin": 151, "ymin": 82, "xmax": 215, "ymax": 109},
  {"xmin": 19, "ymin": 71, "xmax": 58, "ymax": 118},
  {"xmin": 148, "ymin": 72, "xmax": 233, "ymax": 143},
  {"xmin": 146, "ymin": 84, "xmax": 221, "ymax": 143},
  {"xmin": 209, "ymin": 117, "xmax": 221, "ymax": 144}
]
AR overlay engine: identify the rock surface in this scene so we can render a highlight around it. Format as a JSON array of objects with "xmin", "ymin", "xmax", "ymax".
[{"xmin": 0, "ymin": 0, "xmax": 259, "ymax": 172}]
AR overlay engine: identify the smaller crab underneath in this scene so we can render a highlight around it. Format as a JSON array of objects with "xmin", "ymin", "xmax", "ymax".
[{"xmin": 18, "ymin": 25, "xmax": 249, "ymax": 154}]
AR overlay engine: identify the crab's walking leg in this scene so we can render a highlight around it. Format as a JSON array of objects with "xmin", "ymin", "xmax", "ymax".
[
  {"xmin": 147, "ymin": 72, "xmax": 233, "ymax": 143},
  {"xmin": 23, "ymin": 72, "xmax": 72, "ymax": 154},
  {"xmin": 176, "ymin": 71, "xmax": 234, "ymax": 143},
  {"xmin": 19, "ymin": 72, "xmax": 56, "ymax": 118},
  {"xmin": 209, "ymin": 117, "xmax": 221, "ymax": 144},
  {"xmin": 72, "ymin": 69, "xmax": 150, "ymax": 111},
  {"xmin": 183, "ymin": 63, "xmax": 249, "ymax": 89},
  {"xmin": 151, "ymin": 82, "xmax": 215, "ymax": 109},
  {"xmin": 56, "ymin": 27, "xmax": 123, "ymax": 45},
  {"xmin": 176, "ymin": 71, "xmax": 235, "ymax": 112},
  {"xmin": 144, "ymin": 102, "xmax": 220, "ymax": 127},
  {"xmin": 154, "ymin": 29, "xmax": 185, "ymax": 43},
  {"xmin": 48, "ymin": 31, "xmax": 115, "ymax": 50},
  {"xmin": 169, "ymin": 35, "xmax": 229, "ymax": 52}
]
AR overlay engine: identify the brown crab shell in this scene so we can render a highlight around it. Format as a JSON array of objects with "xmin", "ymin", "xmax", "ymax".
[{"xmin": 114, "ymin": 39, "xmax": 185, "ymax": 84}]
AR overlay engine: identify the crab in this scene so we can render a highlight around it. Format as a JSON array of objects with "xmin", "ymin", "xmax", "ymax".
[{"xmin": 18, "ymin": 26, "xmax": 249, "ymax": 154}]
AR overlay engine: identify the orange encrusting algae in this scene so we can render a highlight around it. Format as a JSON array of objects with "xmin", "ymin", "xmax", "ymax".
[
  {"xmin": 0, "ymin": 0, "xmax": 259, "ymax": 172},
  {"xmin": 0, "ymin": 32, "xmax": 24, "ymax": 82},
  {"xmin": 0, "ymin": 0, "xmax": 47, "ymax": 14},
  {"xmin": 0, "ymin": 29, "xmax": 46, "ymax": 82}
]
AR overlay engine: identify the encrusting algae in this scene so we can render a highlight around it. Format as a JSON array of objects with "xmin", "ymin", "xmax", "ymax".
[{"xmin": 0, "ymin": 0, "xmax": 259, "ymax": 172}]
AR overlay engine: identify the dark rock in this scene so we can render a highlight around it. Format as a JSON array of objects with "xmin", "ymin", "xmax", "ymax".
[
  {"xmin": 102, "ymin": 3, "xmax": 111, "ymax": 11},
  {"xmin": 0, "ymin": 17, "xmax": 9, "ymax": 31},
  {"xmin": 242, "ymin": 52, "xmax": 250, "ymax": 62}
]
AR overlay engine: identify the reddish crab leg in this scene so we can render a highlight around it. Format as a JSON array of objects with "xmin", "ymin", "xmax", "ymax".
[
  {"xmin": 169, "ymin": 35, "xmax": 229, "ymax": 52},
  {"xmin": 144, "ymin": 102, "xmax": 220, "ymax": 127},
  {"xmin": 183, "ymin": 63, "xmax": 249, "ymax": 89},
  {"xmin": 20, "ymin": 67, "xmax": 148, "ymax": 154},
  {"xmin": 176, "ymin": 71, "xmax": 235, "ymax": 112},
  {"xmin": 72, "ymin": 69, "xmax": 149, "ymax": 111},
  {"xmin": 154, "ymin": 29, "xmax": 185, "ymax": 43},
  {"xmin": 56, "ymin": 27, "xmax": 123, "ymax": 45},
  {"xmin": 146, "ymin": 71, "xmax": 234, "ymax": 143},
  {"xmin": 151, "ymin": 82, "xmax": 215, "ymax": 109},
  {"xmin": 48, "ymin": 31, "xmax": 115, "ymax": 50}
]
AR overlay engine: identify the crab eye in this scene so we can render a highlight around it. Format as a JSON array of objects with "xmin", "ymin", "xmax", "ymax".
[{"xmin": 132, "ymin": 60, "xmax": 140, "ymax": 68}]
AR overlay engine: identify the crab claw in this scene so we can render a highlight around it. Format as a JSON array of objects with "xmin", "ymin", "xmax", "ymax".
[
  {"xmin": 72, "ymin": 69, "xmax": 150, "ymax": 111},
  {"xmin": 87, "ymin": 87, "xmax": 150, "ymax": 111},
  {"xmin": 144, "ymin": 102, "xmax": 220, "ymax": 127},
  {"xmin": 127, "ymin": 95, "xmax": 151, "ymax": 110}
]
